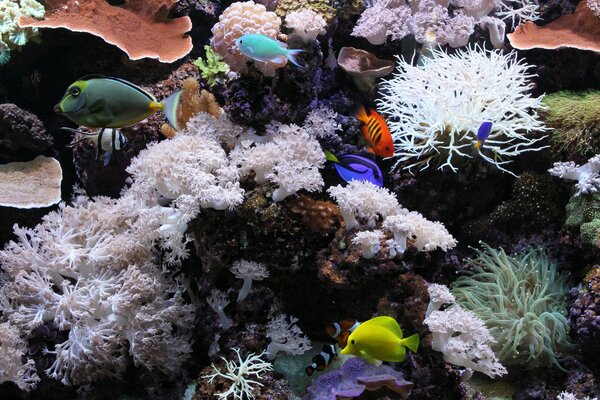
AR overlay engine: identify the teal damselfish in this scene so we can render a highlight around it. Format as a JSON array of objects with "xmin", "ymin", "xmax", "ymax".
[
  {"xmin": 235, "ymin": 33, "xmax": 305, "ymax": 68},
  {"xmin": 54, "ymin": 75, "xmax": 182, "ymax": 130}
]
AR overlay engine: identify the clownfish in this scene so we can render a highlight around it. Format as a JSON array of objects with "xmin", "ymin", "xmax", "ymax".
[
  {"xmin": 474, "ymin": 120, "xmax": 493, "ymax": 150},
  {"xmin": 305, "ymin": 344, "xmax": 337, "ymax": 376},
  {"xmin": 355, "ymin": 106, "xmax": 395, "ymax": 158},
  {"xmin": 340, "ymin": 316, "xmax": 419, "ymax": 365},
  {"xmin": 326, "ymin": 319, "xmax": 361, "ymax": 349}
]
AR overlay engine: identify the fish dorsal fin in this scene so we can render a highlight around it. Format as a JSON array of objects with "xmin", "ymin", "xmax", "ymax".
[
  {"xmin": 360, "ymin": 316, "xmax": 403, "ymax": 339},
  {"xmin": 88, "ymin": 76, "xmax": 157, "ymax": 102},
  {"xmin": 78, "ymin": 74, "xmax": 106, "ymax": 81},
  {"xmin": 277, "ymin": 40, "xmax": 288, "ymax": 49}
]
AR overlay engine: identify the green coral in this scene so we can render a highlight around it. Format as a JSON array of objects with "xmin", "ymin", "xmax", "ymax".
[
  {"xmin": 542, "ymin": 91, "xmax": 600, "ymax": 157},
  {"xmin": 0, "ymin": 0, "xmax": 45, "ymax": 64},
  {"xmin": 451, "ymin": 244, "xmax": 576, "ymax": 369},
  {"xmin": 194, "ymin": 45, "xmax": 228, "ymax": 87},
  {"xmin": 565, "ymin": 192, "xmax": 600, "ymax": 247}
]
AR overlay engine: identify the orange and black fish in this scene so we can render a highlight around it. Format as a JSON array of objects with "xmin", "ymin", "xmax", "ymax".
[
  {"xmin": 306, "ymin": 344, "xmax": 337, "ymax": 376},
  {"xmin": 355, "ymin": 106, "xmax": 395, "ymax": 158},
  {"xmin": 326, "ymin": 319, "xmax": 361, "ymax": 349}
]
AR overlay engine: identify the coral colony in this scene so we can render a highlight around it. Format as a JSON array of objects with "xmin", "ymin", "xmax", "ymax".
[{"xmin": 2, "ymin": 0, "xmax": 600, "ymax": 398}]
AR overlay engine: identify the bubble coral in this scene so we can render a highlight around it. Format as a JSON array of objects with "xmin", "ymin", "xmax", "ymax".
[
  {"xmin": 378, "ymin": 45, "xmax": 548, "ymax": 174},
  {"xmin": 210, "ymin": 1, "xmax": 285, "ymax": 77},
  {"xmin": 284, "ymin": 8, "xmax": 326, "ymax": 43},
  {"xmin": 451, "ymin": 243, "xmax": 576, "ymax": 369}
]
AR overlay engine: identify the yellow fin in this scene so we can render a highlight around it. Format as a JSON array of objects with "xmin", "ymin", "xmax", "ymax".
[
  {"xmin": 402, "ymin": 333, "xmax": 420, "ymax": 353},
  {"xmin": 359, "ymin": 350, "xmax": 379, "ymax": 365},
  {"xmin": 359, "ymin": 316, "xmax": 403, "ymax": 339},
  {"xmin": 149, "ymin": 101, "xmax": 164, "ymax": 112}
]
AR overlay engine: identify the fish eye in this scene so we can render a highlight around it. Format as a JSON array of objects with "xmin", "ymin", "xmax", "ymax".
[
  {"xmin": 69, "ymin": 87, "xmax": 80, "ymax": 97},
  {"xmin": 351, "ymin": 339, "xmax": 355, "ymax": 345}
]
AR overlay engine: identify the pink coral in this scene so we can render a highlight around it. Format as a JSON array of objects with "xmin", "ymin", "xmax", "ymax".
[{"xmin": 0, "ymin": 322, "xmax": 39, "ymax": 390}]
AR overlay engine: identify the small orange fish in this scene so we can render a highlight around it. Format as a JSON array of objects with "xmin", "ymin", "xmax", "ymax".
[
  {"xmin": 326, "ymin": 319, "xmax": 361, "ymax": 349},
  {"xmin": 355, "ymin": 106, "xmax": 394, "ymax": 158}
]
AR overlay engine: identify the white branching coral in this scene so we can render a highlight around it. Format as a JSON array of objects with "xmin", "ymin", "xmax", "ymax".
[
  {"xmin": 383, "ymin": 212, "xmax": 457, "ymax": 255},
  {"xmin": 557, "ymin": 392, "xmax": 598, "ymax": 400},
  {"xmin": 352, "ymin": 230, "xmax": 384, "ymax": 259},
  {"xmin": 127, "ymin": 114, "xmax": 245, "ymax": 216},
  {"xmin": 208, "ymin": 289, "xmax": 234, "ymax": 330},
  {"xmin": 424, "ymin": 284, "xmax": 507, "ymax": 379},
  {"xmin": 549, "ymin": 155, "xmax": 600, "ymax": 196},
  {"xmin": 203, "ymin": 348, "xmax": 273, "ymax": 399},
  {"xmin": 266, "ymin": 314, "xmax": 311, "ymax": 359},
  {"xmin": 302, "ymin": 106, "xmax": 341, "ymax": 139},
  {"xmin": 230, "ymin": 260, "xmax": 269, "ymax": 302},
  {"xmin": 378, "ymin": 45, "xmax": 547, "ymax": 174},
  {"xmin": 234, "ymin": 121, "xmax": 326, "ymax": 202},
  {"xmin": 0, "ymin": 172, "xmax": 197, "ymax": 386},
  {"xmin": 352, "ymin": 0, "xmax": 505, "ymax": 48},
  {"xmin": 285, "ymin": 9, "xmax": 327, "ymax": 43},
  {"xmin": 0, "ymin": 321, "xmax": 39, "ymax": 390},
  {"xmin": 327, "ymin": 180, "xmax": 403, "ymax": 229}
]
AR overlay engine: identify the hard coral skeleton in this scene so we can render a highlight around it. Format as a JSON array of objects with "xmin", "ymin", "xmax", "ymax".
[
  {"xmin": 549, "ymin": 155, "xmax": 600, "ymax": 196},
  {"xmin": 424, "ymin": 284, "xmax": 507, "ymax": 379},
  {"xmin": 266, "ymin": 314, "xmax": 311, "ymax": 359},
  {"xmin": 203, "ymin": 348, "xmax": 273, "ymax": 399}
]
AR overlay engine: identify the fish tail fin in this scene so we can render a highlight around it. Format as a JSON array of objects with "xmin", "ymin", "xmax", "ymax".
[
  {"xmin": 305, "ymin": 365, "xmax": 315, "ymax": 376},
  {"xmin": 474, "ymin": 141, "xmax": 482, "ymax": 150},
  {"xmin": 287, "ymin": 49, "xmax": 306, "ymax": 68},
  {"xmin": 403, "ymin": 333, "xmax": 420, "ymax": 353},
  {"xmin": 324, "ymin": 149, "xmax": 340, "ymax": 163},
  {"xmin": 355, "ymin": 105, "xmax": 369, "ymax": 123},
  {"xmin": 161, "ymin": 90, "xmax": 183, "ymax": 131}
]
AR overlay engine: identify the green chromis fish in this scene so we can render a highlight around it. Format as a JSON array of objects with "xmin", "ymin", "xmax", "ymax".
[
  {"xmin": 340, "ymin": 316, "xmax": 419, "ymax": 365},
  {"xmin": 54, "ymin": 75, "xmax": 182, "ymax": 130},
  {"xmin": 235, "ymin": 33, "xmax": 305, "ymax": 68}
]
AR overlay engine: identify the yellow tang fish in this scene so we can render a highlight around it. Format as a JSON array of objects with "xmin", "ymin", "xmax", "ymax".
[{"xmin": 340, "ymin": 316, "xmax": 419, "ymax": 365}]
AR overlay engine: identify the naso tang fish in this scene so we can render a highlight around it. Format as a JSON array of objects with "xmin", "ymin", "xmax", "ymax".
[
  {"xmin": 235, "ymin": 33, "xmax": 305, "ymax": 68},
  {"xmin": 305, "ymin": 344, "xmax": 337, "ymax": 376},
  {"xmin": 340, "ymin": 316, "xmax": 419, "ymax": 365},
  {"xmin": 325, "ymin": 318, "xmax": 361, "ymax": 349},
  {"xmin": 474, "ymin": 120, "xmax": 493, "ymax": 150},
  {"xmin": 355, "ymin": 106, "xmax": 394, "ymax": 158},
  {"xmin": 325, "ymin": 150, "xmax": 384, "ymax": 187},
  {"xmin": 54, "ymin": 75, "xmax": 182, "ymax": 130}
]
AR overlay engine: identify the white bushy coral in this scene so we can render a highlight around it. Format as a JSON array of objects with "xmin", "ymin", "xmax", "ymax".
[
  {"xmin": 233, "ymin": 121, "xmax": 325, "ymax": 202},
  {"xmin": 266, "ymin": 314, "xmax": 311, "ymax": 359},
  {"xmin": 383, "ymin": 212, "xmax": 457, "ymax": 255},
  {"xmin": 549, "ymin": 155, "xmax": 600, "ymax": 196},
  {"xmin": 327, "ymin": 180, "xmax": 403, "ymax": 229},
  {"xmin": 378, "ymin": 45, "xmax": 547, "ymax": 174},
  {"xmin": 0, "ymin": 186, "xmax": 197, "ymax": 385},
  {"xmin": 0, "ymin": 321, "xmax": 39, "ymax": 390},
  {"xmin": 285, "ymin": 9, "xmax": 327, "ymax": 43},
  {"xmin": 127, "ymin": 115, "xmax": 245, "ymax": 216},
  {"xmin": 352, "ymin": 230, "xmax": 384, "ymax": 259},
  {"xmin": 424, "ymin": 284, "xmax": 507, "ymax": 379},
  {"xmin": 230, "ymin": 260, "xmax": 269, "ymax": 302}
]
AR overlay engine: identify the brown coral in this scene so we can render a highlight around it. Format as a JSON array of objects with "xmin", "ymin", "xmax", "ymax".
[
  {"xmin": 288, "ymin": 194, "xmax": 342, "ymax": 233},
  {"xmin": 0, "ymin": 156, "xmax": 62, "ymax": 209},
  {"xmin": 19, "ymin": 0, "xmax": 192, "ymax": 62},
  {"xmin": 507, "ymin": 1, "xmax": 600, "ymax": 52},
  {"xmin": 210, "ymin": 1, "xmax": 286, "ymax": 77},
  {"xmin": 161, "ymin": 78, "xmax": 222, "ymax": 138}
]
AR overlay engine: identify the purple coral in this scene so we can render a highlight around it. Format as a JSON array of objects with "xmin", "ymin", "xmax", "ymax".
[
  {"xmin": 568, "ymin": 267, "xmax": 600, "ymax": 362},
  {"xmin": 303, "ymin": 357, "xmax": 413, "ymax": 400}
]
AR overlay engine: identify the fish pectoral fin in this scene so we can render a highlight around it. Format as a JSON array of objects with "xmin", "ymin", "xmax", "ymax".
[
  {"xmin": 103, "ymin": 151, "xmax": 113, "ymax": 167},
  {"xmin": 359, "ymin": 350, "xmax": 379, "ymax": 366},
  {"xmin": 270, "ymin": 55, "xmax": 287, "ymax": 64},
  {"xmin": 87, "ymin": 98, "xmax": 106, "ymax": 113}
]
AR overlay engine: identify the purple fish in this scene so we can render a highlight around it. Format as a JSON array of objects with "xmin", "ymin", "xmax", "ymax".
[
  {"xmin": 332, "ymin": 154, "xmax": 384, "ymax": 187},
  {"xmin": 474, "ymin": 120, "xmax": 493, "ymax": 150}
]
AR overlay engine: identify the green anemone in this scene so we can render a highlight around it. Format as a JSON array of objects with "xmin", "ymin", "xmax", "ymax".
[{"xmin": 451, "ymin": 243, "xmax": 576, "ymax": 370}]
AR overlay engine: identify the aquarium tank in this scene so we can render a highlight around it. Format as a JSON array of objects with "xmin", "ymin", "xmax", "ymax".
[{"xmin": 1, "ymin": 0, "xmax": 600, "ymax": 399}]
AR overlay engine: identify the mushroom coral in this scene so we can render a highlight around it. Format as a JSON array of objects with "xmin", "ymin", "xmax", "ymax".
[
  {"xmin": 507, "ymin": 1, "xmax": 600, "ymax": 52},
  {"xmin": 337, "ymin": 47, "xmax": 394, "ymax": 92},
  {"xmin": 0, "ymin": 156, "xmax": 62, "ymax": 209},
  {"xmin": 19, "ymin": 0, "xmax": 192, "ymax": 62}
]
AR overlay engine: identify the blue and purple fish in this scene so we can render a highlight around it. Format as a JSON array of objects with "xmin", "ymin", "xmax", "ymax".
[
  {"xmin": 325, "ymin": 150, "xmax": 384, "ymax": 187},
  {"xmin": 474, "ymin": 120, "xmax": 493, "ymax": 150}
]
